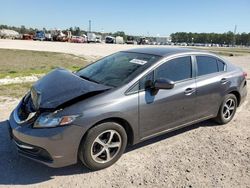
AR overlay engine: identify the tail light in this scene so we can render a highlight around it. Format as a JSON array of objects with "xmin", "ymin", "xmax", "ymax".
[{"xmin": 243, "ymin": 72, "xmax": 247, "ymax": 78}]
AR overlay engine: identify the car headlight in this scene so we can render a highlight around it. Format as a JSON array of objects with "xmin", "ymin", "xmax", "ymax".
[{"xmin": 33, "ymin": 113, "xmax": 79, "ymax": 128}]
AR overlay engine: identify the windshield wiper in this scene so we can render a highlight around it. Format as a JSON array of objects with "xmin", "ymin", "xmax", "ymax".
[{"xmin": 79, "ymin": 75, "xmax": 100, "ymax": 84}]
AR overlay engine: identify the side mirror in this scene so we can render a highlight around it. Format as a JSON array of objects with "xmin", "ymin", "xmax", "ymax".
[
  {"xmin": 145, "ymin": 80, "xmax": 154, "ymax": 90},
  {"xmin": 154, "ymin": 78, "xmax": 175, "ymax": 90}
]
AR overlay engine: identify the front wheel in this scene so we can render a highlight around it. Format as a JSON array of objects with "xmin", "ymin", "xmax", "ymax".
[
  {"xmin": 214, "ymin": 94, "xmax": 237, "ymax": 124},
  {"xmin": 79, "ymin": 122, "xmax": 127, "ymax": 170}
]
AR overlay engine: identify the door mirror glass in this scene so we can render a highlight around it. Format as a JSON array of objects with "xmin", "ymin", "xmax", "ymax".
[
  {"xmin": 144, "ymin": 79, "xmax": 154, "ymax": 89},
  {"xmin": 154, "ymin": 78, "xmax": 175, "ymax": 90}
]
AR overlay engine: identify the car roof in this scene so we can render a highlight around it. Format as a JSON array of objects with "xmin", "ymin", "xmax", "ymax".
[{"xmin": 123, "ymin": 47, "xmax": 202, "ymax": 57}]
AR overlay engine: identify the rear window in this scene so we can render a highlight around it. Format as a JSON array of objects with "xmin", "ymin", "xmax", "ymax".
[{"xmin": 196, "ymin": 56, "xmax": 218, "ymax": 76}]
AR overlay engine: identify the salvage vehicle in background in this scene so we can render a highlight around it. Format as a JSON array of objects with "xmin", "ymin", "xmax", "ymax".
[
  {"xmin": 126, "ymin": 36, "xmax": 137, "ymax": 44},
  {"xmin": 33, "ymin": 31, "xmax": 46, "ymax": 41},
  {"xmin": 45, "ymin": 33, "xmax": 52, "ymax": 41},
  {"xmin": 51, "ymin": 30, "xmax": 72, "ymax": 42},
  {"xmin": 87, "ymin": 32, "xmax": 97, "ymax": 43},
  {"xmin": 70, "ymin": 36, "xmax": 85, "ymax": 43},
  {"xmin": 138, "ymin": 37, "xmax": 149, "ymax": 45},
  {"xmin": 87, "ymin": 33, "xmax": 102, "ymax": 43},
  {"xmin": 115, "ymin": 36, "xmax": 124, "ymax": 44},
  {"xmin": 22, "ymin": 34, "xmax": 33, "ymax": 40},
  {"xmin": 105, "ymin": 36, "xmax": 115, "ymax": 43},
  {"xmin": 8, "ymin": 48, "xmax": 247, "ymax": 170},
  {"xmin": 0, "ymin": 29, "xmax": 20, "ymax": 39}
]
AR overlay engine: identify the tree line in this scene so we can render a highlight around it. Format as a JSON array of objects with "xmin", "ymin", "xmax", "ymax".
[{"xmin": 170, "ymin": 32, "xmax": 250, "ymax": 46}]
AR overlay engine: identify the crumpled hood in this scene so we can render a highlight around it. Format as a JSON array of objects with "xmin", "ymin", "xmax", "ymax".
[{"xmin": 31, "ymin": 68, "xmax": 111, "ymax": 109}]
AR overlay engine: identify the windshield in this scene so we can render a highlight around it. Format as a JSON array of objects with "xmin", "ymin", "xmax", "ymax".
[{"xmin": 76, "ymin": 52, "xmax": 161, "ymax": 87}]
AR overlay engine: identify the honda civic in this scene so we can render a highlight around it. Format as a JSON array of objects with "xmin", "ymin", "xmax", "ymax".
[{"xmin": 8, "ymin": 48, "xmax": 247, "ymax": 170}]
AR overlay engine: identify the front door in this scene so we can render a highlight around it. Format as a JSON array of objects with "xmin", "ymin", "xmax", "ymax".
[{"xmin": 139, "ymin": 56, "xmax": 197, "ymax": 138}]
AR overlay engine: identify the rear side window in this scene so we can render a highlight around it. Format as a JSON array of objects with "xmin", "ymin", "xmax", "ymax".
[
  {"xmin": 155, "ymin": 56, "xmax": 192, "ymax": 82},
  {"xmin": 217, "ymin": 59, "xmax": 225, "ymax": 71},
  {"xmin": 196, "ymin": 56, "xmax": 218, "ymax": 76}
]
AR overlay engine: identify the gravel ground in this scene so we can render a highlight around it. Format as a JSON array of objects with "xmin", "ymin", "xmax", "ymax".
[
  {"xmin": 0, "ymin": 41, "xmax": 249, "ymax": 187},
  {"xmin": 0, "ymin": 87, "xmax": 249, "ymax": 188}
]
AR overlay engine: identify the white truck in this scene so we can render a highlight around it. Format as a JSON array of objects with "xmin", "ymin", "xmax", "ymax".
[
  {"xmin": 115, "ymin": 36, "xmax": 124, "ymax": 44},
  {"xmin": 87, "ymin": 33, "xmax": 96, "ymax": 43}
]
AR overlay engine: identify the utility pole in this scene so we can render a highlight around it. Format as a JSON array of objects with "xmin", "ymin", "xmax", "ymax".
[
  {"xmin": 89, "ymin": 20, "xmax": 92, "ymax": 33},
  {"xmin": 233, "ymin": 24, "xmax": 237, "ymax": 47}
]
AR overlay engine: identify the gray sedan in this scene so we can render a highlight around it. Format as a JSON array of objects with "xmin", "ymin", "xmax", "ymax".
[{"xmin": 8, "ymin": 48, "xmax": 247, "ymax": 170}]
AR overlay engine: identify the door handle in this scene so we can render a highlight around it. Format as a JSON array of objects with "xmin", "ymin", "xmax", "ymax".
[
  {"xmin": 220, "ymin": 78, "xmax": 228, "ymax": 84},
  {"xmin": 184, "ymin": 88, "xmax": 196, "ymax": 95}
]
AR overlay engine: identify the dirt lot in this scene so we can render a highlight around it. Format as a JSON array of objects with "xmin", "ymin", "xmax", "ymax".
[
  {"xmin": 0, "ymin": 40, "xmax": 249, "ymax": 187},
  {"xmin": 1, "ymin": 39, "xmax": 250, "ymax": 59},
  {"xmin": 0, "ymin": 39, "xmax": 143, "ymax": 58}
]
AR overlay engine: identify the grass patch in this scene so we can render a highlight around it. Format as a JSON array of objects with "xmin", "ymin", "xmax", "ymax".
[
  {"xmin": 0, "ymin": 49, "xmax": 92, "ymax": 78},
  {"xmin": 0, "ymin": 82, "xmax": 34, "ymax": 98}
]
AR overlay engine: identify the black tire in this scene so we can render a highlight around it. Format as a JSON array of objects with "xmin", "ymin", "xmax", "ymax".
[
  {"xmin": 214, "ymin": 94, "xmax": 237, "ymax": 124},
  {"xmin": 79, "ymin": 122, "xmax": 127, "ymax": 170}
]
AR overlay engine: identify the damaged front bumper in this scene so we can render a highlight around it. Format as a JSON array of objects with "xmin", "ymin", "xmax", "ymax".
[{"xmin": 8, "ymin": 110, "xmax": 86, "ymax": 168}]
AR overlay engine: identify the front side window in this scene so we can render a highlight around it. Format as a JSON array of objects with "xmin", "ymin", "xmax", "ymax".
[
  {"xmin": 76, "ymin": 52, "xmax": 161, "ymax": 87},
  {"xmin": 196, "ymin": 56, "xmax": 218, "ymax": 76},
  {"xmin": 139, "ymin": 71, "xmax": 154, "ymax": 90},
  {"xmin": 155, "ymin": 56, "xmax": 192, "ymax": 82}
]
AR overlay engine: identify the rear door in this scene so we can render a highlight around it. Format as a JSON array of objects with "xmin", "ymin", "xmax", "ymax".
[
  {"xmin": 194, "ymin": 55, "xmax": 228, "ymax": 118},
  {"xmin": 139, "ymin": 56, "xmax": 197, "ymax": 138}
]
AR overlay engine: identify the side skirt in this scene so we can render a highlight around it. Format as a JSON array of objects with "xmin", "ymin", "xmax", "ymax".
[{"xmin": 140, "ymin": 114, "xmax": 215, "ymax": 142}]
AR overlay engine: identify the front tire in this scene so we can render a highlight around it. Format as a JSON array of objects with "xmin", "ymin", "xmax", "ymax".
[
  {"xmin": 214, "ymin": 94, "xmax": 237, "ymax": 124},
  {"xmin": 79, "ymin": 122, "xmax": 127, "ymax": 170}
]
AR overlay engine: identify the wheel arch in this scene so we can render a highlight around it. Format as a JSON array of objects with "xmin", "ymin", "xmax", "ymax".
[
  {"xmin": 92, "ymin": 117, "xmax": 134, "ymax": 146},
  {"xmin": 77, "ymin": 117, "xmax": 135, "ymax": 158},
  {"xmin": 228, "ymin": 90, "xmax": 241, "ymax": 107}
]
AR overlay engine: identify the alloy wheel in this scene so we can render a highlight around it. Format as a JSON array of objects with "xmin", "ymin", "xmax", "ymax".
[
  {"xmin": 222, "ymin": 98, "xmax": 236, "ymax": 120},
  {"xmin": 91, "ymin": 130, "xmax": 122, "ymax": 163}
]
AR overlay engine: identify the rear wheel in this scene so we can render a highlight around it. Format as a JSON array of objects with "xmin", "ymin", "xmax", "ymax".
[
  {"xmin": 79, "ymin": 122, "xmax": 127, "ymax": 170},
  {"xmin": 214, "ymin": 94, "xmax": 237, "ymax": 124}
]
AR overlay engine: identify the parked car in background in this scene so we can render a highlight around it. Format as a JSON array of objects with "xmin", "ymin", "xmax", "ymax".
[
  {"xmin": 45, "ymin": 33, "xmax": 52, "ymax": 41},
  {"xmin": 105, "ymin": 36, "xmax": 115, "ymax": 43},
  {"xmin": 51, "ymin": 30, "xmax": 72, "ymax": 42},
  {"xmin": 115, "ymin": 36, "xmax": 124, "ymax": 44},
  {"xmin": 70, "ymin": 36, "xmax": 85, "ymax": 43},
  {"xmin": 96, "ymin": 35, "xmax": 102, "ymax": 43},
  {"xmin": 22, "ymin": 34, "xmax": 33, "ymax": 40},
  {"xmin": 126, "ymin": 36, "xmax": 137, "ymax": 44},
  {"xmin": 82, "ymin": 34, "xmax": 87, "ymax": 42},
  {"xmin": 33, "ymin": 31, "xmax": 46, "ymax": 41},
  {"xmin": 138, "ymin": 37, "xmax": 149, "ymax": 45},
  {"xmin": 180, "ymin": 42, "xmax": 188, "ymax": 46},
  {"xmin": 87, "ymin": 32, "xmax": 96, "ymax": 43},
  {"xmin": 8, "ymin": 48, "xmax": 247, "ymax": 171}
]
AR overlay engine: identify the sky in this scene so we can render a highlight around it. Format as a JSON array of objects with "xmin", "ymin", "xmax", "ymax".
[{"xmin": 0, "ymin": 0, "xmax": 250, "ymax": 36}]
